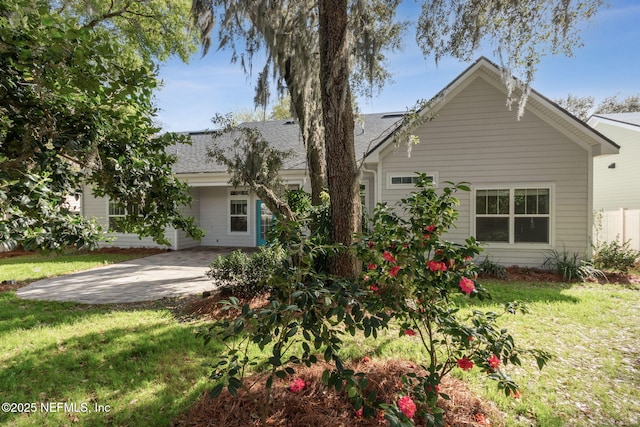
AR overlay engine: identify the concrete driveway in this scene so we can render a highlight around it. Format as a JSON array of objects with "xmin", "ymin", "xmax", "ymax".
[{"xmin": 16, "ymin": 248, "xmax": 234, "ymax": 304}]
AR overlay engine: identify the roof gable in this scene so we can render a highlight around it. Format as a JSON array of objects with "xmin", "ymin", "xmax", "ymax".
[{"xmin": 364, "ymin": 57, "xmax": 619, "ymax": 160}]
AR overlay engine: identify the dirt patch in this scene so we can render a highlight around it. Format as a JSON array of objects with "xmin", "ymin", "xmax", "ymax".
[{"xmin": 173, "ymin": 359, "xmax": 503, "ymax": 427}]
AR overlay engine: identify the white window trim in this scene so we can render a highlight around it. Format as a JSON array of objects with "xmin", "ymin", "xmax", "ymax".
[
  {"xmin": 471, "ymin": 183, "xmax": 555, "ymax": 248},
  {"xmin": 228, "ymin": 189, "xmax": 250, "ymax": 235},
  {"xmin": 386, "ymin": 172, "xmax": 438, "ymax": 190}
]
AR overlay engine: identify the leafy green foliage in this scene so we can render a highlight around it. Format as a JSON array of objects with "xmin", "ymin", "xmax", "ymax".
[
  {"xmin": 592, "ymin": 239, "xmax": 640, "ymax": 273},
  {"xmin": 0, "ymin": 0, "xmax": 203, "ymax": 250},
  {"xmin": 542, "ymin": 250, "xmax": 606, "ymax": 282},
  {"xmin": 358, "ymin": 174, "xmax": 550, "ymax": 426},
  {"xmin": 207, "ymin": 247, "xmax": 285, "ymax": 298},
  {"xmin": 478, "ymin": 256, "xmax": 508, "ymax": 280},
  {"xmin": 199, "ymin": 208, "xmax": 390, "ymax": 425},
  {"xmin": 201, "ymin": 173, "xmax": 549, "ymax": 426}
]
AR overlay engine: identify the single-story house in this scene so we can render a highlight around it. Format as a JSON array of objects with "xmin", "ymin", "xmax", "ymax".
[
  {"xmin": 81, "ymin": 57, "xmax": 619, "ymax": 266},
  {"xmin": 588, "ymin": 112, "xmax": 640, "ymax": 249},
  {"xmin": 589, "ymin": 112, "xmax": 640, "ymax": 211}
]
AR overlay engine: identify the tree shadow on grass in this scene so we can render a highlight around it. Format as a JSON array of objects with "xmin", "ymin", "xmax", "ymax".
[
  {"xmin": 458, "ymin": 280, "xmax": 581, "ymax": 308},
  {"xmin": 0, "ymin": 295, "xmax": 221, "ymax": 427}
]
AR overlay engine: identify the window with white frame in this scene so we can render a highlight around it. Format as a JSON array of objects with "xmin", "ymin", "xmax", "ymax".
[
  {"xmin": 229, "ymin": 190, "xmax": 249, "ymax": 233},
  {"xmin": 387, "ymin": 173, "xmax": 437, "ymax": 189},
  {"xmin": 475, "ymin": 187, "xmax": 551, "ymax": 244},
  {"xmin": 108, "ymin": 200, "xmax": 139, "ymax": 233}
]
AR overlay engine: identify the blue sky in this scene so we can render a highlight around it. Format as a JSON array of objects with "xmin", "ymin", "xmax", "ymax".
[{"xmin": 155, "ymin": 0, "xmax": 640, "ymax": 132}]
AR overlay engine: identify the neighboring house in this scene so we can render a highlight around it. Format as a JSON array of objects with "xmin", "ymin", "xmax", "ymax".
[
  {"xmin": 81, "ymin": 57, "xmax": 618, "ymax": 266},
  {"xmin": 588, "ymin": 112, "xmax": 640, "ymax": 249}
]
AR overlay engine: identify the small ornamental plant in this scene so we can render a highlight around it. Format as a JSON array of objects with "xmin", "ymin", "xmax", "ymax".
[{"xmin": 358, "ymin": 174, "xmax": 550, "ymax": 427}]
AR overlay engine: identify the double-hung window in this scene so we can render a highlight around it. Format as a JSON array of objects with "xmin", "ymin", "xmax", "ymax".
[
  {"xmin": 108, "ymin": 200, "xmax": 139, "ymax": 233},
  {"xmin": 229, "ymin": 190, "xmax": 249, "ymax": 233},
  {"xmin": 475, "ymin": 187, "xmax": 551, "ymax": 244}
]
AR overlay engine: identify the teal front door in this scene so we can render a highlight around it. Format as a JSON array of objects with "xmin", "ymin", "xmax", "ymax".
[{"xmin": 256, "ymin": 200, "xmax": 273, "ymax": 246}]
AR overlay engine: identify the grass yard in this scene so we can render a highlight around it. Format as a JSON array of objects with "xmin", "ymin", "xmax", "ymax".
[
  {"xmin": 0, "ymin": 292, "xmax": 214, "ymax": 427},
  {"xmin": 1, "ymin": 251, "xmax": 639, "ymax": 426},
  {"xmin": 0, "ymin": 250, "xmax": 164, "ymax": 283}
]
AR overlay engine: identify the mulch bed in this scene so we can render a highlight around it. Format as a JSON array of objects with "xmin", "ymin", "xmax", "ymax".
[
  {"xmin": 177, "ymin": 292, "xmax": 504, "ymax": 427},
  {"xmin": 173, "ymin": 359, "xmax": 503, "ymax": 427}
]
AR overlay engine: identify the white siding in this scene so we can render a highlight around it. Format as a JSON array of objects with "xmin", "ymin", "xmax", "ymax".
[
  {"xmin": 175, "ymin": 187, "xmax": 201, "ymax": 250},
  {"xmin": 82, "ymin": 186, "xmax": 172, "ymax": 249},
  {"xmin": 198, "ymin": 187, "xmax": 256, "ymax": 247},
  {"xmin": 379, "ymin": 76, "xmax": 591, "ymax": 267},
  {"xmin": 593, "ymin": 123, "xmax": 640, "ymax": 211}
]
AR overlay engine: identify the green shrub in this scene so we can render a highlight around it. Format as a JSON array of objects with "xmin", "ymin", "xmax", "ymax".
[
  {"xmin": 592, "ymin": 239, "xmax": 640, "ymax": 273},
  {"xmin": 542, "ymin": 250, "xmax": 605, "ymax": 282},
  {"xmin": 478, "ymin": 256, "xmax": 508, "ymax": 280},
  {"xmin": 206, "ymin": 246, "xmax": 285, "ymax": 298}
]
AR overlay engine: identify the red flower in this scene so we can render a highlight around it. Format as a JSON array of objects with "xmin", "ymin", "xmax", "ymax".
[
  {"xmin": 511, "ymin": 389, "xmax": 521, "ymax": 399},
  {"xmin": 362, "ymin": 356, "xmax": 371, "ymax": 363},
  {"xmin": 404, "ymin": 329, "xmax": 416, "ymax": 336},
  {"xmin": 468, "ymin": 335, "xmax": 474, "ymax": 342},
  {"xmin": 369, "ymin": 284, "xmax": 379, "ymax": 292},
  {"xmin": 367, "ymin": 263, "xmax": 377, "ymax": 270},
  {"xmin": 427, "ymin": 384, "xmax": 441, "ymax": 393},
  {"xmin": 425, "ymin": 224, "xmax": 436, "ymax": 233},
  {"xmin": 288, "ymin": 378, "xmax": 306, "ymax": 393},
  {"xmin": 457, "ymin": 357, "xmax": 474, "ymax": 371},
  {"xmin": 397, "ymin": 395, "xmax": 416, "ymax": 419},
  {"xmin": 368, "ymin": 240, "xmax": 374, "ymax": 249},
  {"xmin": 382, "ymin": 251, "xmax": 397, "ymax": 264},
  {"xmin": 488, "ymin": 354, "xmax": 501, "ymax": 370},
  {"xmin": 355, "ymin": 407, "xmax": 363, "ymax": 418},
  {"xmin": 428, "ymin": 260, "xmax": 447, "ymax": 272},
  {"xmin": 459, "ymin": 277, "xmax": 475, "ymax": 295},
  {"xmin": 388, "ymin": 265, "xmax": 401, "ymax": 277}
]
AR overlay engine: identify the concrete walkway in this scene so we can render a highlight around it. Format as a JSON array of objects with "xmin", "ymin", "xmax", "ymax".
[{"xmin": 16, "ymin": 248, "xmax": 234, "ymax": 304}]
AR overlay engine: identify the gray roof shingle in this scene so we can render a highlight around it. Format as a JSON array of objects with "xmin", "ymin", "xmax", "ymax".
[
  {"xmin": 592, "ymin": 112, "xmax": 640, "ymax": 128},
  {"xmin": 169, "ymin": 112, "xmax": 405, "ymax": 174}
]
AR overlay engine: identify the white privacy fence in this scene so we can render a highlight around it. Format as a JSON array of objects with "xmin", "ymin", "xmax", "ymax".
[{"xmin": 594, "ymin": 209, "xmax": 640, "ymax": 251}]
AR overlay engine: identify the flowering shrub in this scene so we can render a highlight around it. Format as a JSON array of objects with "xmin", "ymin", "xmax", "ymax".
[
  {"xmin": 199, "ymin": 209, "xmax": 389, "ymax": 425},
  {"xmin": 358, "ymin": 174, "xmax": 550, "ymax": 426}
]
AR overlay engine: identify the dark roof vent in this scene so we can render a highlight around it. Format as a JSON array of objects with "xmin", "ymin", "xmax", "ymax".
[
  {"xmin": 284, "ymin": 120, "xmax": 296, "ymax": 125},
  {"xmin": 381, "ymin": 113, "xmax": 406, "ymax": 119}
]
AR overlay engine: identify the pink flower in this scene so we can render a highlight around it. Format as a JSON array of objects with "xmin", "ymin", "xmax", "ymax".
[
  {"xmin": 397, "ymin": 395, "xmax": 417, "ymax": 419},
  {"xmin": 488, "ymin": 354, "xmax": 501, "ymax": 370},
  {"xmin": 459, "ymin": 277, "xmax": 475, "ymax": 295},
  {"xmin": 367, "ymin": 263, "xmax": 377, "ymax": 270},
  {"xmin": 404, "ymin": 329, "xmax": 416, "ymax": 336},
  {"xmin": 425, "ymin": 224, "xmax": 436, "ymax": 233},
  {"xmin": 355, "ymin": 407, "xmax": 363, "ymax": 418},
  {"xmin": 428, "ymin": 260, "xmax": 447, "ymax": 272},
  {"xmin": 288, "ymin": 378, "xmax": 306, "ymax": 393},
  {"xmin": 388, "ymin": 265, "xmax": 401, "ymax": 277},
  {"xmin": 382, "ymin": 251, "xmax": 397, "ymax": 264},
  {"xmin": 457, "ymin": 357, "xmax": 474, "ymax": 371}
]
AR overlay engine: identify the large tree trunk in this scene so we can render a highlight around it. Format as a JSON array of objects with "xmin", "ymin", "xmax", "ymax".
[
  {"xmin": 284, "ymin": 59, "xmax": 326, "ymax": 206},
  {"xmin": 318, "ymin": 0, "xmax": 361, "ymax": 279}
]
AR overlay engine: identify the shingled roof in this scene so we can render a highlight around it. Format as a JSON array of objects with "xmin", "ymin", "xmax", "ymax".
[
  {"xmin": 168, "ymin": 112, "xmax": 406, "ymax": 174},
  {"xmin": 591, "ymin": 112, "xmax": 640, "ymax": 128}
]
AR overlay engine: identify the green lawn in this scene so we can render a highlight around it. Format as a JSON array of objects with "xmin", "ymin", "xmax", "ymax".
[
  {"xmin": 1, "ymin": 253, "xmax": 639, "ymax": 426},
  {"xmin": 0, "ymin": 252, "xmax": 155, "ymax": 283}
]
